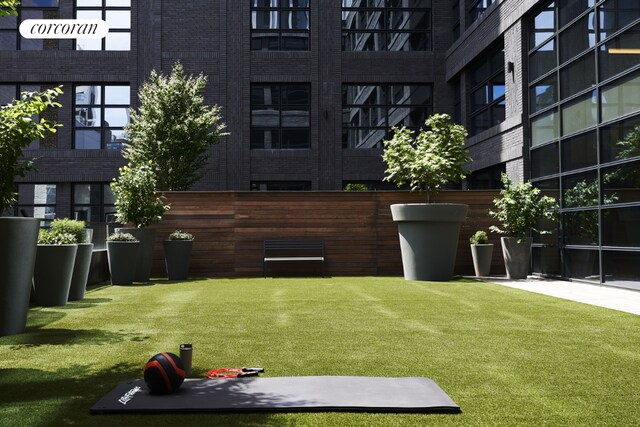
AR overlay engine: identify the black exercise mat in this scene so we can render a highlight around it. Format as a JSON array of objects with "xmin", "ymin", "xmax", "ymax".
[{"xmin": 91, "ymin": 376, "xmax": 460, "ymax": 414}]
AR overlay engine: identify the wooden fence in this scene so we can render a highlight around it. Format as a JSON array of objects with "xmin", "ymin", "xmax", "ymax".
[{"xmin": 148, "ymin": 191, "xmax": 505, "ymax": 278}]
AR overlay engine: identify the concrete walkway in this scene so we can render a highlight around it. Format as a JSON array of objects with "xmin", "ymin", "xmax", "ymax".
[{"xmin": 481, "ymin": 276, "xmax": 640, "ymax": 315}]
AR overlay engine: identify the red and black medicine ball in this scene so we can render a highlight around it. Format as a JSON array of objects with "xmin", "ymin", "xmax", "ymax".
[{"xmin": 143, "ymin": 352, "xmax": 186, "ymax": 394}]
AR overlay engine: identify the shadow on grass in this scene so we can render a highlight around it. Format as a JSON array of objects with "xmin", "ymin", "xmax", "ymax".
[{"xmin": 0, "ymin": 364, "xmax": 291, "ymax": 427}]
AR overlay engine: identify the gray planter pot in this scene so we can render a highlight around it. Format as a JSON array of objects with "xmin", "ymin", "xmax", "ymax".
[
  {"xmin": 107, "ymin": 241, "xmax": 140, "ymax": 285},
  {"xmin": 68, "ymin": 243, "xmax": 94, "ymax": 301},
  {"xmin": 500, "ymin": 237, "xmax": 532, "ymax": 280},
  {"xmin": 164, "ymin": 240, "xmax": 193, "ymax": 281},
  {"xmin": 470, "ymin": 244, "xmax": 494, "ymax": 277},
  {"xmin": 115, "ymin": 227, "xmax": 156, "ymax": 282},
  {"xmin": 0, "ymin": 217, "xmax": 40, "ymax": 336},
  {"xmin": 34, "ymin": 244, "xmax": 78, "ymax": 307},
  {"xmin": 391, "ymin": 203, "xmax": 468, "ymax": 281}
]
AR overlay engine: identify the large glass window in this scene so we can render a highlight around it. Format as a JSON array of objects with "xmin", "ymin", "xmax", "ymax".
[
  {"xmin": 468, "ymin": 45, "xmax": 505, "ymax": 136},
  {"xmin": 16, "ymin": 184, "xmax": 57, "ymax": 226},
  {"xmin": 75, "ymin": 0, "xmax": 131, "ymax": 51},
  {"xmin": 72, "ymin": 183, "xmax": 115, "ymax": 223},
  {"xmin": 342, "ymin": 84, "xmax": 432, "ymax": 149},
  {"xmin": 74, "ymin": 84, "xmax": 130, "ymax": 150},
  {"xmin": 342, "ymin": 0, "xmax": 432, "ymax": 51},
  {"xmin": 467, "ymin": 0, "xmax": 496, "ymax": 25},
  {"xmin": 251, "ymin": 84, "xmax": 310, "ymax": 149},
  {"xmin": 0, "ymin": 0, "xmax": 59, "ymax": 51},
  {"xmin": 251, "ymin": 0, "xmax": 309, "ymax": 51}
]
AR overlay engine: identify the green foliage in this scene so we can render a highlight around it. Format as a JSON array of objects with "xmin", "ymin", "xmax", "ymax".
[
  {"xmin": 0, "ymin": 1, "xmax": 19, "ymax": 17},
  {"xmin": 50, "ymin": 218, "xmax": 87, "ymax": 244},
  {"xmin": 110, "ymin": 161, "xmax": 170, "ymax": 228},
  {"xmin": 470, "ymin": 230, "xmax": 489, "ymax": 245},
  {"xmin": 0, "ymin": 86, "xmax": 62, "ymax": 211},
  {"xmin": 168, "ymin": 230, "xmax": 194, "ymax": 241},
  {"xmin": 488, "ymin": 173, "xmax": 558, "ymax": 243},
  {"xmin": 343, "ymin": 183, "xmax": 369, "ymax": 191},
  {"xmin": 107, "ymin": 231, "xmax": 137, "ymax": 242},
  {"xmin": 123, "ymin": 62, "xmax": 229, "ymax": 191},
  {"xmin": 382, "ymin": 113, "xmax": 471, "ymax": 203},
  {"xmin": 617, "ymin": 124, "xmax": 640, "ymax": 160},
  {"xmin": 38, "ymin": 229, "xmax": 77, "ymax": 245}
]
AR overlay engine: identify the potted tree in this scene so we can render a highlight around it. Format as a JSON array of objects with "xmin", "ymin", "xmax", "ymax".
[
  {"xmin": 489, "ymin": 173, "xmax": 557, "ymax": 279},
  {"xmin": 51, "ymin": 218, "xmax": 93, "ymax": 301},
  {"xmin": 33, "ymin": 229, "xmax": 78, "ymax": 307},
  {"xmin": 382, "ymin": 113, "xmax": 471, "ymax": 281},
  {"xmin": 111, "ymin": 161, "xmax": 170, "ymax": 282},
  {"xmin": 469, "ymin": 230, "xmax": 493, "ymax": 277},
  {"xmin": 106, "ymin": 232, "xmax": 140, "ymax": 285},
  {"xmin": 0, "ymin": 86, "xmax": 62, "ymax": 335},
  {"xmin": 164, "ymin": 230, "xmax": 194, "ymax": 281}
]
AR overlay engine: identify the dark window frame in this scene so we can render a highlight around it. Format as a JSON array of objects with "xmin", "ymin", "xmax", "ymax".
[
  {"xmin": 15, "ymin": 183, "xmax": 57, "ymax": 226},
  {"xmin": 467, "ymin": 45, "xmax": 505, "ymax": 136},
  {"xmin": 251, "ymin": 0, "xmax": 310, "ymax": 51},
  {"xmin": 467, "ymin": 0, "xmax": 496, "ymax": 25},
  {"xmin": 74, "ymin": 0, "xmax": 131, "ymax": 51},
  {"xmin": 71, "ymin": 182, "xmax": 115, "ymax": 224},
  {"xmin": 0, "ymin": 1, "xmax": 60, "ymax": 51}
]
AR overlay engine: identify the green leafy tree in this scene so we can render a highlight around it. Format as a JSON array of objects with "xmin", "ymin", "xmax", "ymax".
[
  {"xmin": 0, "ymin": 86, "xmax": 62, "ymax": 212},
  {"xmin": 110, "ymin": 161, "xmax": 170, "ymax": 228},
  {"xmin": 382, "ymin": 113, "xmax": 471, "ymax": 203},
  {"xmin": 489, "ymin": 173, "xmax": 557, "ymax": 243},
  {"xmin": 0, "ymin": 1, "xmax": 19, "ymax": 17},
  {"xmin": 123, "ymin": 62, "xmax": 229, "ymax": 191}
]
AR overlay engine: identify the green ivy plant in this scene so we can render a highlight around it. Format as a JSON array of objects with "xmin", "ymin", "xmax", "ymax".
[
  {"xmin": 0, "ymin": 86, "xmax": 62, "ymax": 212},
  {"xmin": 38, "ymin": 229, "xmax": 77, "ymax": 245},
  {"xmin": 488, "ymin": 173, "xmax": 557, "ymax": 244},
  {"xmin": 110, "ymin": 161, "xmax": 170, "ymax": 228},
  {"xmin": 382, "ymin": 113, "xmax": 471, "ymax": 203},
  {"xmin": 123, "ymin": 62, "xmax": 229, "ymax": 191},
  {"xmin": 168, "ymin": 230, "xmax": 193, "ymax": 241},
  {"xmin": 470, "ymin": 230, "xmax": 489, "ymax": 245},
  {"xmin": 50, "ymin": 218, "xmax": 87, "ymax": 244}
]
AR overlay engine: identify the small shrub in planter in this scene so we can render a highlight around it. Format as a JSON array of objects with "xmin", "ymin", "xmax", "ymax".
[
  {"xmin": 51, "ymin": 219, "xmax": 94, "ymax": 301},
  {"xmin": 106, "ymin": 232, "xmax": 140, "ymax": 285},
  {"xmin": 469, "ymin": 230, "xmax": 493, "ymax": 277},
  {"xmin": 34, "ymin": 229, "xmax": 78, "ymax": 307},
  {"xmin": 108, "ymin": 232, "xmax": 138, "ymax": 242},
  {"xmin": 470, "ymin": 230, "xmax": 489, "ymax": 245},
  {"xmin": 164, "ymin": 230, "xmax": 194, "ymax": 281}
]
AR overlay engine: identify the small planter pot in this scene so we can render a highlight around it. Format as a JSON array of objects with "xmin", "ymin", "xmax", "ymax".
[
  {"xmin": 470, "ymin": 244, "xmax": 494, "ymax": 277},
  {"xmin": 68, "ymin": 243, "xmax": 95, "ymax": 301},
  {"xmin": 107, "ymin": 241, "xmax": 140, "ymax": 285},
  {"xmin": 500, "ymin": 237, "xmax": 532, "ymax": 280},
  {"xmin": 164, "ymin": 240, "xmax": 194, "ymax": 281},
  {"xmin": 34, "ymin": 244, "xmax": 78, "ymax": 307},
  {"xmin": 115, "ymin": 227, "xmax": 156, "ymax": 282},
  {"xmin": 0, "ymin": 217, "xmax": 40, "ymax": 336},
  {"xmin": 391, "ymin": 203, "xmax": 468, "ymax": 281}
]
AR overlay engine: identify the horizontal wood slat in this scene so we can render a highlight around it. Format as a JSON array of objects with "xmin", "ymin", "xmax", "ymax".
[{"xmin": 149, "ymin": 191, "xmax": 505, "ymax": 278}]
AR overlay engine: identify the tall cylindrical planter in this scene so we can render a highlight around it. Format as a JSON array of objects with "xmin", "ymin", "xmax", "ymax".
[
  {"xmin": 471, "ymin": 244, "xmax": 494, "ymax": 277},
  {"xmin": 500, "ymin": 237, "xmax": 532, "ymax": 280},
  {"xmin": 115, "ymin": 227, "xmax": 156, "ymax": 282},
  {"xmin": 68, "ymin": 243, "xmax": 94, "ymax": 301},
  {"xmin": 107, "ymin": 241, "xmax": 140, "ymax": 285},
  {"xmin": 34, "ymin": 244, "xmax": 78, "ymax": 307},
  {"xmin": 0, "ymin": 217, "xmax": 40, "ymax": 336},
  {"xmin": 391, "ymin": 204, "xmax": 468, "ymax": 281},
  {"xmin": 164, "ymin": 240, "xmax": 193, "ymax": 281}
]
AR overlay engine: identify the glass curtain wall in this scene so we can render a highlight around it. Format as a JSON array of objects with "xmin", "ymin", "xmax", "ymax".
[{"xmin": 528, "ymin": 0, "xmax": 640, "ymax": 290}]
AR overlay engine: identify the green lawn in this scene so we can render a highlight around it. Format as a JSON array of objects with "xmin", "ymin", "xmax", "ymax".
[{"xmin": 1, "ymin": 277, "xmax": 638, "ymax": 426}]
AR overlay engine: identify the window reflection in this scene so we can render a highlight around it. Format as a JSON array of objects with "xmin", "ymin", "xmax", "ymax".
[
  {"xmin": 251, "ymin": 1, "xmax": 309, "ymax": 50},
  {"xmin": 75, "ymin": 1, "xmax": 130, "ymax": 51}
]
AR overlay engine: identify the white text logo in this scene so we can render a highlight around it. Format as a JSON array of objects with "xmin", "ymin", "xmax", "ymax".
[
  {"xmin": 118, "ymin": 386, "xmax": 142, "ymax": 405},
  {"xmin": 19, "ymin": 19, "xmax": 109, "ymax": 39}
]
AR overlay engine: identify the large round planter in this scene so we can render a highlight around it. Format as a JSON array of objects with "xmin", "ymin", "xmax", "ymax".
[
  {"xmin": 107, "ymin": 241, "xmax": 140, "ymax": 285},
  {"xmin": 0, "ymin": 217, "xmax": 40, "ymax": 336},
  {"xmin": 164, "ymin": 240, "xmax": 194, "ymax": 281},
  {"xmin": 115, "ymin": 227, "xmax": 156, "ymax": 282},
  {"xmin": 391, "ymin": 203, "xmax": 468, "ymax": 281},
  {"xmin": 500, "ymin": 237, "xmax": 532, "ymax": 280},
  {"xmin": 68, "ymin": 243, "xmax": 94, "ymax": 301},
  {"xmin": 470, "ymin": 244, "xmax": 494, "ymax": 277},
  {"xmin": 34, "ymin": 244, "xmax": 78, "ymax": 307}
]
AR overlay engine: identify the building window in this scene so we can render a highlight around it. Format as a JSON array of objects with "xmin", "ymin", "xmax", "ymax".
[
  {"xmin": 342, "ymin": 84, "xmax": 433, "ymax": 149},
  {"xmin": 251, "ymin": 84, "xmax": 310, "ymax": 149},
  {"xmin": 72, "ymin": 183, "xmax": 115, "ymax": 223},
  {"xmin": 468, "ymin": 45, "xmax": 505, "ymax": 136},
  {"xmin": 251, "ymin": 181, "xmax": 311, "ymax": 191},
  {"xmin": 74, "ymin": 84, "xmax": 130, "ymax": 150},
  {"xmin": 251, "ymin": 0, "xmax": 309, "ymax": 51},
  {"xmin": 528, "ymin": 0, "xmax": 640, "ymax": 288},
  {"xmin": 0, "ymin": 0, "xmax": 59, "ymax": 51},
  {"xmin": 467, "ymin": 163, "xmax": 506, "ymax": 189},
  {"xmin": 75, "ymin": 0, "xmax": 131, "ymax": 51},
  {"xmin": 16, "ymin": 184, "xmax": 57, "ymax": 226},
  {"xmin": 0, "ymin": 84, "xmax": 61, "ymax": 149},
  {"xmin": 452, "ymin": 0, "xmax": 460, "ymax": 41},
  {"xmin": 342, "ymin": 0, "xmax": 432, "ymax": 51},
  {"xmin": 467, "ymin": 0, "xmax": 496, "ymax": 25}
]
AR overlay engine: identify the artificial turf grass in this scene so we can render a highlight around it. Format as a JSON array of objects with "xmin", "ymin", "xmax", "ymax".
[{"xmin": 0, "ymin": 277, "xmax": 639, "ymax": 426}]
